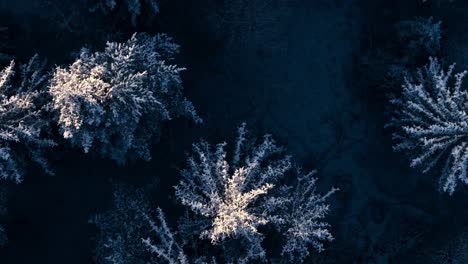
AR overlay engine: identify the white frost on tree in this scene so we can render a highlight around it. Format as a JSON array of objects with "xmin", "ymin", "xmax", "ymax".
[
  {"xmin": 143, "ymin": 208, "xmax": 221, "ymax": 264},
  {"xmin": 142, "ymin": 208, "xmax": 190, "ymax": 264},
  {"xmin": 175, "ymin": 123, "xmax": 336, "ymax": 262},
  {"xmin": 388, "ymin": 57, "xmax": 468, "ymax": 194},
  {"xmin": 94, "ymin": 186, "xmax": 214, "ymax": 264},
  {"xmin": 0, "ymin": 55, "xmax": 55, "ymax": 183},
  {"xmin": 92, "ymin": 125, "xmax": 336, "ymax": 263},
  {"xmin": 90, "ymin": 0, "xmax": 159, "ymax": 26},
  {"xmin": 281, "ymin": 170, "xmax": 338, "ymax": 262},
  {"xmin": 50, "ymin": 33, "xmax": 201, "ymax": 164},
  {"xmin": 175, "ymin": 123, "xmax": 290, "ymax": 262}
]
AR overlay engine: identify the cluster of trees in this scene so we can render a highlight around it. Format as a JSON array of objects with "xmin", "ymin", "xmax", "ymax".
[
  {"xmin": 0, "ymin": 9, "xmax": 338, "ymax": 262},
  {"xmin": 0, "ymin": 27, "xmax": 204, "ymax": 260},
  {"xmin": 0, "ymin": 55, "xmax": 55, "ymax": 183},
  {"xmin": 0, "ymin": 32, "xmax": 199, "ymax": 181},
  {"xmin": 385, "ymin": 17, "xmax": 468, "ymax": 195},
  {"xmin": 361, "ymin": 13, "xmax": 468, "ymax": 196},
  {"xmin": 50, "ymin": 33, "xmax": 200, "ymax": 164},
  {"xmin": 92, "ymin": 124, "xmax": 337, "ymax": 263},
  {"xmin": 388, "ymin": 58, "xmax": 468, "ymax": 194},
  {"xmin": 1, "ymin": 0, "xmax": 466, "ymax": 262}
]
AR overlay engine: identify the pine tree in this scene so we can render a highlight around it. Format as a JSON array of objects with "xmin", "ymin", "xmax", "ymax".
[
  {"xmin": 388, "ymin": 57, "xmax": 468, "ymax": 194},
  {"xmin": 175, "ymin": 123, "xmax": 336, "ymax": 262},
  {"xmin": 0, "ymin": 55, "xmax": 55, "ymax": 183},
  {"xmin": 50, "ymin": 33, "xmax": 201, "ymax": 164}
]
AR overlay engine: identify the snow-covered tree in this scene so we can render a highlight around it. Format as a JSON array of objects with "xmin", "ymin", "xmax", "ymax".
[
  {"xmin": 143, "ymin": 208, "xmax": 222, "ymax": 264},
  {"xmin": 175, "ymin": 123, "xmax": 337, "ymax": 263},
  {"xmin": 175, "ymin": 123, "xmax": 290, "ymax": 261},
  {"xmin": 90, "ymin": 185, "xmax": 154, "ymax": 264},
  {"xmin": 92, "ymin": 125, "xmax": 336, "ymax": 263},
  {"xmin": 142, "ymin": 208, "xmax": 190, "ymax": 264},
  {"xmin": 388, "ymin": 57, "xmax": 468, "ymax": 194},
  {"xmin": 0, "ymin": 55, "xmax": 55, "ymax": 183},
  {"xmin": 93, "ymin": 185, "xmax": 215, "ymax": 264},
  {"xmin": 50, "ymin": 33, "xmax": 201, "ymax": 164},
  {"xmin": 280, "ymin": 170, "xmax": 338, "ymax": 262},
  {"xmin": 89, "ymin": 0, "xmax": 159, "ymax": 26}
]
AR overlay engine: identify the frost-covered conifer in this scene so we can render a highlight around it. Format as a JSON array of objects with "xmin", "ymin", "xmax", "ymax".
[
  {"xmin": 50, "ymin": 33, "xmax": 200, "ymax": 164},
  {"xmin": 142, "ymin": 208, "xmax": 190, "ymax": 264},
  {"xmin": 92, "ymin": 186, "xmax": 214, "ymax": 264},
  {"xmin": 175, "ymin": 123, "xmax": 290, "ymax": 261},
  {"xmin": 280, "ymin": 170, "xmax": 338, "ymax": 262},
  {"xmin": 388, "ymin": 57, "xmax": 468, "ymax": 194},
  {"xmin": 143, "ymin": 208, "xmax": 220, "ymax": 264},
  {"xmin": 90, "ymin": 185, "xmax": 153, "ymax": 264},
  {"xmin": 90, "ymin": 0, "xmax": 159, "ymax": 26},
  {"xmin": 175, "ymin": 123, "xmax": 336, "ymax": 262},
  {"xmin": 93, "ymin": 125, "xmax": 336, "ymax": 263},
  {"xmin": 0, "ymin": 55, "xmax": 55, "ymax": 183}
]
